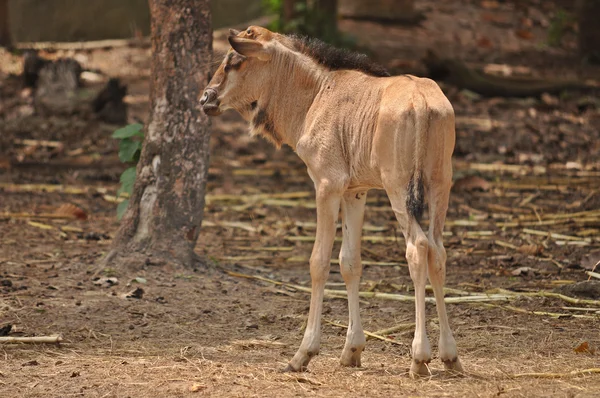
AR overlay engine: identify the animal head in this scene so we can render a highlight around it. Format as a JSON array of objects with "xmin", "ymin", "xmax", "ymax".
[
  {"xmin": 200, "ymin": 26, "xmax": 278, "ymax": 116},
  {"xmin": 200, "ymin": 26, "xmax": 390, "ymax": 117}
]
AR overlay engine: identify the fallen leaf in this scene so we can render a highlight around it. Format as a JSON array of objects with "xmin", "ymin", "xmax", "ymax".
[
  {"xmin": 541, "ymin": 93, "xmax": 559, "ymax": 106},
  {"xmin": 515, "ymin": 29, "xmax": 533, "ymax": 40},
  {"xmin": 574, "ymin": 341, "xmax": 595, "ymax": 354},
  {"xmin": 477, "ymin": 36, "xmax": 494, "ymax": 49},
  {"xmin": 511, "ymin": 266, "xmax": 536, "ymax": 276},
  {"xmin": 565, "ymin": 161, "xmax": 582, "ymax": 170},
  {"xmin": 54, "ymin": 203, "xmax": 87, "ymax": 220},
  {"xmin": 481, "ymin": 1, "xmax": 499, "ymax": 9},
  {"xmin": 189, "ymin": 384, "xmax": 207, "ymax": 392},
  {"xmin": 517, "ymin": 244, "xmax": 543, "ymax": 256},
  {"xmin": 0, "ymin": 158, "xmax": 10, "ymax": 170},
  {"xmin": 452, "ymin": 175, "xmax": 491, "ymax": 192}
]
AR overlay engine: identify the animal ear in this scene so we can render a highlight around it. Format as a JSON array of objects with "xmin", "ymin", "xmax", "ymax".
[
  {"xmin": 229, "ymin": 29, "xmax": 241, "ymax": 36},
  {"xmin": 228, "ymin": 36, "xmax": 271, "ymax": 61}
]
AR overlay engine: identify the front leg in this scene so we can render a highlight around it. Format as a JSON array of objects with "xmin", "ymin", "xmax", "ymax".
[
  {"xmin": 286, "ymin": 180, "xmax": 342, "ymax": 372},
  {"xmin": 339, "ymin": 191, "xmax": 367, "ymax": 367}
]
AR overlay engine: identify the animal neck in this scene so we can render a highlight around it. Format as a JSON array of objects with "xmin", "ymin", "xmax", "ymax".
[{"xmin": 249, "ymin": 51, "xmax": 327, "ymax": 150}]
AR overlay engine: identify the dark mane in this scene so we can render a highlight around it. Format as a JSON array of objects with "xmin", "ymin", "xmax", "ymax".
[{"xmin": 288, "ymin": 35, "xmax": 390, "ymax": 78}]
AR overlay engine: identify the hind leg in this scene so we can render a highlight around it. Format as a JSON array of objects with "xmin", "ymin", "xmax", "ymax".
[
  {"xmin": 388, "ymin": 190, "xmax": 431, "ymax": 377},
  {"xmin": 428, "ymin": 183, "xmax": 462, "ymax": 372},
  {"xmin": 339, "ymin": 191, "xmax": 367, "ymax": 367}
]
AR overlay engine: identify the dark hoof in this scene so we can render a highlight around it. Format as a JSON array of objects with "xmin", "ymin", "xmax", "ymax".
[
  {"xmin": 410, "ymin": 359, "xmax": 431, "ymax": 378},
  {"xmin": 442, "ymin": 357, "xmax": 464, "ymax": 374}
]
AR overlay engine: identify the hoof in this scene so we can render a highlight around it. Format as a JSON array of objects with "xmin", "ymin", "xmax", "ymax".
[
  {"xmin": 442, "ymin": 357, "xmax": 464, "ymax": 374},
  {"xmin": 340, "ymin": 347, "xmax": 363, "ymax": 367},
  {"xmin": 282, "ymin": 363, "xmax": 305, "ymax": 373},
  {"xmin": 409, "ymin": 359, "xmax": 431, "ymax": 378},
  {"xmin": 286, "ymin": 350, "xmax": 317, "ymax": 372}
]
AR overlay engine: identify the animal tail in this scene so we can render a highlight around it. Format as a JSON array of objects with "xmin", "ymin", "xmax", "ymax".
[{"xmin": 406, "ymin": 93, "xmax": 429, "ymax": 222}]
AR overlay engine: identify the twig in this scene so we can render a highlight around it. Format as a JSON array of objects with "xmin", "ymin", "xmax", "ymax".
[
  {"xmin": 323, "ymin": 320, "xmax": 405, "ymax": 345},
  {"xmin": 512, "ymin": 368, "xmax": 600, "ymax": 378},
  {"xmin": 227, "ymin": 271, "xmax": 513, "ymax": 304},
  {"xmin": 495, "ymin": 240, "xmax": 518, "ymax": 250},
  {"xmin": 587, "ymin": 271, "xmax": 600, "ymax": 280},
  {"xmin": 481, "ymin": 303, "xmax": 597, "ymax": 319},
  {"xmin": 522, "ymin": 228, "xmax": 592, "ymax": 242},
  {"xmin": 16, "ymin": 37, "xmax": 150, "ymax": 51},
  {"xmin": 371, "ymin": 323, "xmax": 415, "ymax": 337},
  {"xmin": 1, "ymin": 212, "xmax": 77, "ymax": 220},
  {"xmin": 487, "ymin": 288, "xmax": 600, "ymax": 307},
  {"xmin": 0, "ymin": 335, "xmax": 62, "ymax": 344}
]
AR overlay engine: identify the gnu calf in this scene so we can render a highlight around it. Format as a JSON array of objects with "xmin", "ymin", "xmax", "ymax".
[{"xmin": 201, "ymin": 26, "xmax": 462, "ymax": 377}]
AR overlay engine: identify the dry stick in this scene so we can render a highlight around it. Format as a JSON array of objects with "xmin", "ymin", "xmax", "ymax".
[
  {"xmin": 371, "ymin": 323, "xmax": 415, "ymax": 337},
  {"xmin": 588, "ymin": 261, "xmax": 600, "ymax": 281},
  {"xmin": 487, "ymin": 288, "xmax": 600, "ymax": 307},
  {"xmin": 229, "ymin": 271, "xmax": 600, "ymax": 320},
  {"xmin": 522, "ymin": 228, "xmax": 592, "ymax": 243},
  {"xmin": 227, "ymin": 271, "xmax": 513, "ymax": 304},
  {"xmin": 323, "ymin": 320, "xmax": 405, "ymax": 345},
  {"xmin": 2, "ymin": 212, "xmax": 76, "ymax": 220},
  {"xmin": 512, "ymin": 368, "xmax": 600, "ymax": 379},
  {"xmin": 480, "ymin": 303, "xmax": 597, "ymax": 319},
  {"xmin": 0, "ymin": 335, "xmax": 62, "ymax": 344}
]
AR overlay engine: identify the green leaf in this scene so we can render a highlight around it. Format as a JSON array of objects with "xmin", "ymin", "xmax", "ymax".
[
  {"xmin": 117, "ymin": 199, "xmax": 129, "ymax": 220},
  {"xmin": 118, "ymin": 139, "xmax": 142, "ymax": 163},
  {"xmin": 112, "ymin": 123, "xmax": 144, "ymax": 139},
  {"xmin": 118, "ymin": 167, "xmax": 137, "ymax": 196}
]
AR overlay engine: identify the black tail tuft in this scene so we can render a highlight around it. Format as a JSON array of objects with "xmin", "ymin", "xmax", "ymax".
[{"xmin": 406, "ymin": 174, "xmax": 425, "ymax": 222}]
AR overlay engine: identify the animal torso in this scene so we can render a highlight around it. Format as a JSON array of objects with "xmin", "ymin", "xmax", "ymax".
[{"xmin": 296, "ymin": 71, "xmax": 455, "ymax": 194}]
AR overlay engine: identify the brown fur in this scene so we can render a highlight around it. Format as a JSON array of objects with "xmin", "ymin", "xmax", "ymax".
[{"xmin": 201, "ymin": 26, "xmax": 461, "ymax": 377}]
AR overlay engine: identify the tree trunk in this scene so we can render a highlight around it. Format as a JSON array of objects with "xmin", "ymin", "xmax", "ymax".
[
  {"xmin": 282, "ymin": 0, "xmax": 301, "ymax": 25},
  {"xmin": 316, "ymin": 0, "xmax": 338, "ymax": 39},
  {"xmin": 578, "ymin": 0, "xmax": 600, "ymax": 64},
  {"xmin": 0, "ymin": 0, "xmax": 11, "ymax": 48},
  {"xmin": 103, "ymin": 0, "xmax": 212, "ymax": 270}
]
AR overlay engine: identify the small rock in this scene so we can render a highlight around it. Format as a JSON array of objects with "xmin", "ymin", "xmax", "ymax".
[
  {"xmin": 124, "ymin": 287, "xmax": 144, "ymax": 299},
  {"xmin": 245, "ymin": 322, "xmax": 259, "ymax": 330},
  {"xmin": 511, "ymin": 266, "xmax": 536, "ymax": 276},
  {"xmin": 93, "ymin": 277, "xmax": 119, "ymax": 287},
  {"xmin": 0, "ymin": 324, "xmax": 12, "ymax": 336},
  {"xmin": 556, "ymin": 281, "xmax": 600, "ymax": 299}
]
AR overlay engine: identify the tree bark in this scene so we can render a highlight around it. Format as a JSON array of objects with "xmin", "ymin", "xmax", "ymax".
[
  {"xmin": 0, "ymin": 0, "xmax": 12, "ymax": 48},
  {"xmin": 282, "ymin": 0, "xmax": 302, "ymax": 25},
  {"xmin": 578, "ymin": 0, "xmax": 600, "ymax": 64},
  {"xmin": 316, "ymin": 0, "xmax": 338, "ymax": 38},
  {"xmin": 103, "ymin": 0, "xmax": 212, "ymax": 270}
]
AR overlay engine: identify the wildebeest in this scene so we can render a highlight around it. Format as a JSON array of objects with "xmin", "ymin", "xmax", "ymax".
[{"xmin": 201, "ymin": 26, "xmax": 461, "ymax": 377}]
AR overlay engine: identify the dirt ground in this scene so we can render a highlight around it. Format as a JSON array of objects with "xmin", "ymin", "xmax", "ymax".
[{"xmin": 1, "ymin": 1, "xmax": 600, "ymax": 397}]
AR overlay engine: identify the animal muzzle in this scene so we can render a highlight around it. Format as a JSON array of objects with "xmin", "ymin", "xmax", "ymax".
[{"xmin": 200, "ymin": 88, "xmax": 221, "ymax": 116}]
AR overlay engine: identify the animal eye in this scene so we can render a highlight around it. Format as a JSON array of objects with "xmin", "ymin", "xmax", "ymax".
[
  {"xmin": 247, "ymin": 28, "xmax": 253, "ymax": 35},
  {"xmin": 224, "ymin": 65, "xmax": 231, "ymax": 73}
]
